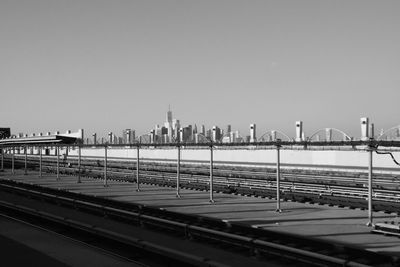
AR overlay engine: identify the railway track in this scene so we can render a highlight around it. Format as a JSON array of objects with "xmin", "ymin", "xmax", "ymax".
[
  {"xmin": 4, "ymin": 155, "xmax": 400, "ymax": 213},
  {"xmin": 0, "ymin": 178, "xmax": 397, "ymax": 267}
]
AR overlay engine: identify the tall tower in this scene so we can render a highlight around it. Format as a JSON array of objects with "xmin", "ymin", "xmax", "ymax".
[
  {"xmin": 360, "ymin": 117, "xmax": 369, "ymax": 141},
  {"xmin": 295, "ymin": 121, "xmax": 303, "ymax": 142},
  {"xmin": 166, "ymin": 105, "xmax": 173, "ymax": 124},
  {"xmin": 250, "ymin": 124, "xmax": 256, "ymax": 143}
]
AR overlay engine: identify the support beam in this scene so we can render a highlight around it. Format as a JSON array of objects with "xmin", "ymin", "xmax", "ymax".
[
  {"xmin": 367, "ymin": 148, "xmax": 374, "ymax": 226},
  {"xmin": 136, "ymin": 145, "xmax": 140, "ymax": 192},
  {"xmin": 209, "ymin": 144, "xmax": 214, "ymax": 203},
  {"xmin": 39, "ymin": 146, "xmax": 42, "ymax": 178},
  {"xmin": 176, "ymin": 144, "xmax": 181, "ymax": 198},
  {"xmin": 276, "ymin": 144, "xmax": 282, "ymax": 212},
  {"xmin": 56, "ymin": 145, "xmax": 60, "ymax": 180},
  {"xmin": 104, "ymin": 145, "xmax": 108, "ymax": 187},
  {"xmin": 11, "ymin": 147, "xmax": 15, "ymax": 174},
  {"xmin": 24, "ymin": 146, "xmax": 28, "ymax": 175},
  {"xmin": 77, "ymin": 145, "xmax": 81, "ymax": 183},
  {"xmin": 1, "ymin": 146, "xmax": 3, "ymax": 171}
]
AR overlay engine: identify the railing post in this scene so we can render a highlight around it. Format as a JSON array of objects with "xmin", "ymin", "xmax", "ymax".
[
  {"xmin": 24, "ymin": 146, "xmax": 28, "ymax": 175},
  {"xmin": 209, "ymin": 143, "xmax": 214, "ymax": 203},
  {"xmin": 77, "ymin": 144, "xmax": 81, "ymax": 183},
  {"xmin": 367, "ymin": 145, "xmax": 374, "ymax": 226},
  {"xmin": 276, "ymin": 140, "xmax": 282, "ymax": 212},
  {"xmin": 176, "ymin": 144, "xmax": 181, "ymax": 198},
  {"xmin": 56, "ymin": 145, "xmax": 60, "ymax": 180},
  {"xmin": 104, "ymin": 145, "xmax": 108, "ymax": 187},
  {"xmin": 1, "ymin": 146, "xmax": 3, "ymax": 171},
  {"xmin": 136, "ymin": 145, "xmax": 140, "ymax": 192},
  {"xmin": 39, "ymin": 146, "xmax": 42, "ymax": 178},
  {"xmin": 11, "ymin": 147, "xmax": 15, "ymax": 175}
]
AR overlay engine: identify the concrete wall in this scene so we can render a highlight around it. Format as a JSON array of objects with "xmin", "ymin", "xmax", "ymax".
[{"xmin": 58, "ymin": 147, "xmax": 400, "ymax": 174}]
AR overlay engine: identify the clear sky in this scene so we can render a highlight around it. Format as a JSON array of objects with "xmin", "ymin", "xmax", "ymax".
[{"xmin": 1, "ymin": 0, "xmax": 399, "ymax": 139}]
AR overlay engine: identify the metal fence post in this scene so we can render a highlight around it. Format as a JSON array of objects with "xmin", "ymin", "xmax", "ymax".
[
  {"xmin": 104, "ymin": 145, "xmax": 108, "ymax": 187},
  {"xmin": 136, "ymin": 145, "xmax": 140, "ymax": 192},
  {"xmin": 39, "ymin": 146, "xmax": 42, "ymax": 178},
  {"xmin": 1, "ymin": 146, "xmax": 3, "ymax": 171},
  {"xmin": 24, "ymin": 146, "xmax": 28, "ymax": 175},
  {"xmin": 176, "ymin": 144, "xmax": 181, "ymax": 198},
  {"xmin": 367, "ymin": 147, "xmax": 374, "ymax": 226},
  {"xmin": 276, "ymin": 142, "xmax": 282, "ymax": 212},
  {"xmin": 209, "ymin": 144, "xmax": 214, "ymax": 203},
  {"xmin": 11, "ymin": 147, "xmax": 14, "ymax": 174},
  {"xmin": 11, "ymin": 147, "xmax": 15, "ymax": 175},
  {"xmin": 77, "ymin": 144, "xmax": 81, "ymax": 183},
  {"xmin": 56, "ymin": 145, "xmax": 60, "ymax": 180}
]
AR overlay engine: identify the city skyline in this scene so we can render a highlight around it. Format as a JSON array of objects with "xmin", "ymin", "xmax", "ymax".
[
  {"xmin": 1, "ymin": 1, "xmax": 400, "ymax": 137},
  {"xmin": 5, "ymin": 107, "xmax": 400, "ymax": 144}
]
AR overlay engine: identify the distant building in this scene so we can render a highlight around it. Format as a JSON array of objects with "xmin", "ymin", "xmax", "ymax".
[
  {"xmin": 108, "ymin": 132, "xmax": 113, "ymax": 144},
  {"xmin": 226, "ymin": 124, "xmax": 231, "ymax": 134},
  {"xmin": 206, "ymin": 129, "xmax": 212, "ymax": 139},
  {"xmin": 250, "ymin": 124, "xmax": 256, "ymax": 143},
  {"xmin": 123, "ymin": 129, "xmax": 131, "ymax": 144},
  {"xmin": 92, "ymin": 133, "xmax": 97, "ymax": 144},
  {"xmin": 201, "ymin": 125, "xmax": 205, "ymax": 135},
  {"xmin": 212, "ymin": 126, "xmax": 221, "ymax": 142}
]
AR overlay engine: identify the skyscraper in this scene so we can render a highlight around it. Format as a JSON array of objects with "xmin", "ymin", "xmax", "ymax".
[
  {"xmin": 166, "ymin": 106, "xmax": 172, "ymax": 124},
  {"xmin": 201, "ymin": 125, "xmax": 205, "ymax": 135},
  {"xmin": 226, "ymin": 124, "xmax": 231, "ymax": 134},
  {"xmin": 212, "ymin": 126, "xmax": 221, "ymax": 142},
  {"xmin": 250, "ymin": 124, "xmax": 256, "ymax": 143}
]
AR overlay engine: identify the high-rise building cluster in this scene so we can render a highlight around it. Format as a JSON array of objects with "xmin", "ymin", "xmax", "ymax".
[
  {"xmin": 3, "ymin": 113, "xmax": 400, "ymax": 144},
  {"xmin": 94, "ymin": 108, "xmax": 247, "ymax": 144},
  {"xmin": 148, "ymin": 108, "xmax": 246, "ymax": 144}
]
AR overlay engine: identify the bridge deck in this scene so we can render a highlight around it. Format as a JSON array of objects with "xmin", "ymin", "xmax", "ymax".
[{"xmin": 1, "ymin": 170, "xmax": 400, "ymax": 257}]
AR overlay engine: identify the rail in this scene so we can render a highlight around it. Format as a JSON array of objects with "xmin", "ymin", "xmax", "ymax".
[{"xmin": 0, "ymin": 180, "xmax": 395, "ymax": 267}]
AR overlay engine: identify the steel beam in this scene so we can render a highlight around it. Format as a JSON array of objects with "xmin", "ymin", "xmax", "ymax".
[
  {"xmin": 24, "ymin": 146, "xmax": 28, "ymax": 175},
  {"xmin": 209, "ymin": 145, "xmax": 214, "ymax": 203},
  {"xmin": 39, "ymin": 146, "xmax": 42, "ymax": 178},
  {"xmin": 367, "ymin": 148, "xmax": 374, "ymax": 226},
  {"xmin": 136, "ymin": 146, "xmax": 140, "ymax": 192},
  {"xmin": 176, "ymin": 144, "xmax": 181, "ymax": 198},
  {"xmin": 0, "ymin": 146, "xmax": 3, "ymax": 171},
  {"xmin": 77, "ymin": 145, "xmax": 81, "ymax": 183},
  {"xmin": 276, "ymin": 145, "xmax": 282, "ymax": 212},
  {"xmin": 56, "ymin": 145, "xmax": 60, "ymax": 180},
  {"xmin": 11, "ymin": 147, "xmax": 14, "ymax": 174},
  {"xmin": 104, "ymin": 145, "xmax": 108, "ymax": 187}
]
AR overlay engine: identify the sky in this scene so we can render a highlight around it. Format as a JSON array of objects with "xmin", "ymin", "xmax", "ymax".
[{"xmin": 1, "ymin": 0, "xmax": 399, "ymax": 139}]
